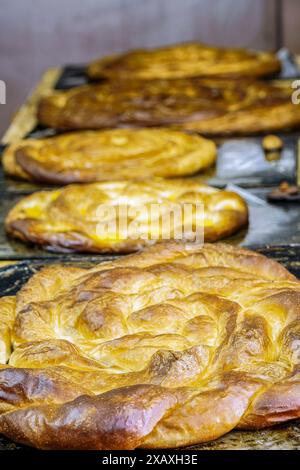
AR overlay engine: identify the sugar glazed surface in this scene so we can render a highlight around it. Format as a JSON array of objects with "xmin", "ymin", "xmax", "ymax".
[{"xmin": 0, "ymin": 242, "xmax": 300, "ymax": 449}]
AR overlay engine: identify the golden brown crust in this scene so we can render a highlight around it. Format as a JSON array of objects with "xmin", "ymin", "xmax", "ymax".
[
  {"xmin": 0, "ymin": 297, "xmax": 16, "ymax": 364},
  {"xmin": 5, "ymin": 179, "xmax": 248, "ymax": 253},
  {"xmin": 37, "ymin": 78, "xmax": 300, "ymax": 135},
  {"xmin": 0, "ymin": 242, "xmax": 299, "ymax": 449},
  {"xmin": 87, "ymin": 43, "xmax": 281, "ymax": 80},
  {"xmin": 2, "ymin": 143, "xmax": 32, "ymax": 180},
  {"xmin": 2, "ymin": 129, "xmax": 216, "ymax": 184}
]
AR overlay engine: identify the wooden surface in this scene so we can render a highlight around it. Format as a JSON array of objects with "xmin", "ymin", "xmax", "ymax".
[
  {"xmin": 0, "ymin": 261, "xmax": 15, "ymax": 267},
  {"xmin": 1, "ymin": 68, "xmax": 61, "ymax": 145}
]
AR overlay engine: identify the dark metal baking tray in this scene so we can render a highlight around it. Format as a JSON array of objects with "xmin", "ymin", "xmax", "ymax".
[
  {"xmin": 0, "ymin": 244, "xmax": 300, "ymax": 450},
  {"xmin": 0, "ymin": 187, "xmax": 300, "ymax": 260}
]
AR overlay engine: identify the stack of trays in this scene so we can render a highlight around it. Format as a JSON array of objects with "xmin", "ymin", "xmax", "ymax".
[{"xmin": 1, "ymin": 42, "xmax": 300, "ymax": 450}]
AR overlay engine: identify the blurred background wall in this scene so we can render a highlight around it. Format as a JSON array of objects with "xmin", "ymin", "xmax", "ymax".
[{"xmin": 0, "ymin": 0, "xmax": 299, "ymax": 136}]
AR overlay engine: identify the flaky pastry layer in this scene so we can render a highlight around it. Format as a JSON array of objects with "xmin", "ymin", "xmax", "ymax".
[
  {"xmin": 5, "ymin": 179, "xmax": 248, "ymax": 253},
  {"xmin": 0, "ymin": 242, "xmax": 300, "ymax": 449},
  {"xmin": 87, "ymin": 43, "xmax": 281, "ymax": 80},
  {"xmin": 2, "ymin": 129, "xmax": 216, "ymax": 184},
  {"xmin": 37, "ymin": 78, "xmax": 300, "ymax": 135}
]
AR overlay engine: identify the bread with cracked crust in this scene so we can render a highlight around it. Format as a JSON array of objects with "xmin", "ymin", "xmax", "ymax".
[
  {"xmin": 0, "ymin": 242, "xmax": 300, "ymax": 449},
  {"xmin": 5, "ymin": 178, "xmax": 248, "ymax": 253},
  {"xmin": 2, "ymin": 129, "xmax": 216, "ymax": 184},
  {"xmin": 37, "ymin": 78, "xmax": 300, "ymax": 135},
  {"xmin": 87, "ymin": 42, "xmax": 281, "ymax": 80}
]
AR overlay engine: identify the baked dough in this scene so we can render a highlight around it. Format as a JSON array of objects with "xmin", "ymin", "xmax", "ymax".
[
  {"xmin": 38, "ymin": 78, "xmax": 300, "ymax": 135},
  {"xmin": 0, "ymin": 242, "xmax": 299, "ymax": 449},
  {"xmin": 5, "ymin": 179, "xmax": 248, "ymax": 253},
  {"xmin": 2, "ymin": 129, "xmax": 216, "ymax": 184},
  {"xmin": 87, "ymin": 43, "xmax": 281, "ymax": 80}
]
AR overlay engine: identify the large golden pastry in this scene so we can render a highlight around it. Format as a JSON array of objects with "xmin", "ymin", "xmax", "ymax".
[
  {"xmin": 5, "ymin": 179, "xmax": 248, "ymax": 253},
  {"xmin": 2, "ymin": 129, "xmax": 216, "ymax": 184},
  {"xmin": 87, "ymin": 42, "xmax": 281, "ymax": 80},
  {"xmin": 38, "ymin": 78, "xmax": 300, "ymax": 135},
  {"xmin": 0, "ymin": 242, "xmax": 300, "ymax": 449}
]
